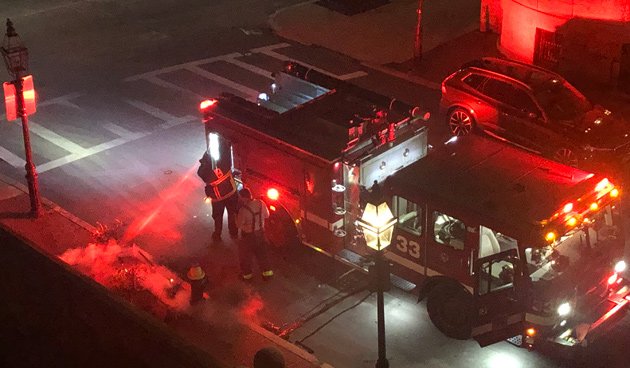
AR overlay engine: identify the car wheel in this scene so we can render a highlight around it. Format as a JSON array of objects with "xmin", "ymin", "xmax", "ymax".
[
  {"xmin": 553, "ymin": 148, "xmax": 579, "ymax": 167},
  {"xmin": 427, "ymin": 283, "xmax": 473, "ymax": 340},
  {"xmin": 448, "ymin": 108, "xmax": 475, "ymax": 136}
]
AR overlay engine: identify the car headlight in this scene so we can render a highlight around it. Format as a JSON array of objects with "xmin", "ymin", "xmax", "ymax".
[
  {"xmin": 615, "ymin": 260, "xmax": 627, "ymax": 273},
  {"xmin": 557, "ymin": 302, "xmax": 572, "ymax": 317}
]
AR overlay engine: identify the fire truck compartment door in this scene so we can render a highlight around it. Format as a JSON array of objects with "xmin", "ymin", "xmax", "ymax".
[
  {"xmin": 360, "ymin": 132, "xmax": 427, "ymax": 186},
  {"xmin": 472, "ymin": 249, "xmax": 526, "ymax": 347}
]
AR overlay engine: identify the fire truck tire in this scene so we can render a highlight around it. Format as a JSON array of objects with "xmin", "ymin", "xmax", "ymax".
[
  {"xmin": 427, "ymin": 283, "xmax": 473, "ymax": 340},
  {"xmin": 265, "ymin": 209, "xmax": 299, "ymax": 250}
]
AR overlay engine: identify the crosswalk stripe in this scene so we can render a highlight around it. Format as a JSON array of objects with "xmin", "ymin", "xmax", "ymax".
[
  {"xmin": 144, "ymin": 76, "xmax": 204, "ymax": 100},
  {"xmin": 124, "ymin": 53, "xmax": 242, "ymax": 82},
  {"xmin": 25, "ymin": 120, "xmax": 87, "ymax": 154},
  {"xmin": 0, "ymin": 146, "xmax": 25, "ymax": 168},
  {"xmin": 222, "ymin": 57, "xmax": 274, "ymax": 79},
  {"xmin": 102, "ymin": 122, "xmax": 146, "ymax": 139},
  {"xmin": 185, "ymin": 65, "xmax": 259, "ymax": 100},
  {"xmin": 126, "ymin": 99, "xmax": 179, "ymax": 122},
  {"xmin": 250, "ymin": 43, "xmax": 368, "ymax": 81},
  {"xmin": 38, "ymin": 92, "xmax": 83, "ymax": 108}
]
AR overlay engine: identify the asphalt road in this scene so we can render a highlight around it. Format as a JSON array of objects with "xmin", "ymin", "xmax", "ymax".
[{"xmin": 1, "ymin": 1, "xmax": 629, "ymax": 368}]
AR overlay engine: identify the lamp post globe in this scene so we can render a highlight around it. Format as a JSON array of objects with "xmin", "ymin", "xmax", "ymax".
[
  {"xmin": 1, "ymin": 19, "xmax": 29, "ymax": 80},
  {"xmin": 357, "ymin": 199, "xmax": 397, "ymax": 368},
  {"xmin": 2, "ymin": 19, "xmax": 41, "ymax": 217}
]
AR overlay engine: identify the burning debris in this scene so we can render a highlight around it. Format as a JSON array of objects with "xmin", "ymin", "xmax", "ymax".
[{"xmin": 59, "ymin": 222, "xmax": 191, "ymax": 319}]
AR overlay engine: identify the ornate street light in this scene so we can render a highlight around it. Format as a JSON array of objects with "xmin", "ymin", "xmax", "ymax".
[
  {"xmin": 357, "ymin": 200, "xmax": 397, "ymax": 368},
  {"xmin": 1, "ymin": 19, "xmax": 42, "ymax": 217},
  {"xmin": 1, "ymin": 19, "xmax": 28, "ymax": 79}
]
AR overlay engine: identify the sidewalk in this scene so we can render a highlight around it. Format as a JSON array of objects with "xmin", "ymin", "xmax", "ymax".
[
  {"xmin": 0, "ymin": 174, "xmax": 326, "ymax": 368},
  {"xmin": 270, "ymin": 0, "xmax": 630, "ymax": 117}
]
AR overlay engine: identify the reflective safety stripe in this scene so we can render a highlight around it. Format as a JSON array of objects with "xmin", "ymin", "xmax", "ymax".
[
  {"xmin": 300, "ymin": 210, "xmax": 344, "ymax": 231},
  {"xmin": 262, "ymin": 270, "xmax": 274, "ymax": 277},
  {"xmin": 384, "ymin": 251, "xmax": 474, "ymax": 293},
  {"xmin": 525, "ymin": 312, "xmax": 558, "ymax": 326},
  {"xmin": 242, "ymin": 274, "xmax": 253, "ymax": 280}
]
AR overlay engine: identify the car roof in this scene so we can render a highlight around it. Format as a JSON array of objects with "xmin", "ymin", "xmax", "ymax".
[{"xmin": 461, "ymin": 57, "xmax": 561, "ymax": 88}]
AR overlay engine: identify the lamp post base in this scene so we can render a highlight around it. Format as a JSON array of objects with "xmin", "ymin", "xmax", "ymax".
[{"xmin": 376, "ymin": 357, "xmax": 389, "ymax": 368}]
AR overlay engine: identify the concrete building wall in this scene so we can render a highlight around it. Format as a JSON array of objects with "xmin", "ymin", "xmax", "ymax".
[{"xmin": 0, "ymin": 230, "xmax": 221, "ymax": 368}]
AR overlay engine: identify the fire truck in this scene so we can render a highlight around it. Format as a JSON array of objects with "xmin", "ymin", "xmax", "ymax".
[{"xmin": 199, "ymin": 62, "xmax": 629, "ymax": 349}]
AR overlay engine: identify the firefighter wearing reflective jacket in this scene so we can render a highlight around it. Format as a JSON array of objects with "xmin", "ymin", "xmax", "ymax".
[{"xmin": 236, "ymin": 187, "xmax": 273, "ymax": 281}]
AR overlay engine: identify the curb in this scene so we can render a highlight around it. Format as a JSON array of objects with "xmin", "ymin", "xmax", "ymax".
[{"xmin": 362, "ymin": 61, "xmax": 441, "ymax": 90}]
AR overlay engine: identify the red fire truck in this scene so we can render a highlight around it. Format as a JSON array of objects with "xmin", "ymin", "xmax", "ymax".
[{"xmin": 199, "ymin": 62, "xmax": 629, "ymax": 350}]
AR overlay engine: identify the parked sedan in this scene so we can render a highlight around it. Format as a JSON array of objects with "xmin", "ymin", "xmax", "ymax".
[{"xmin": 439, "ymin": 57, "xmax": 630, "ymax": 177}]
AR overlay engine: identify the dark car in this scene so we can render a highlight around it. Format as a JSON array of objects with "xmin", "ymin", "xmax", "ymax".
[{"xmin": 439, "ymin": 57, "xmax": 630, "ymax": 176}]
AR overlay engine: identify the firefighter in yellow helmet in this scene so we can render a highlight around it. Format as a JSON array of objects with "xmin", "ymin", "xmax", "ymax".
[{"xmin": 236, "ymin": 187, "xmax": 273, "ymax": 281}]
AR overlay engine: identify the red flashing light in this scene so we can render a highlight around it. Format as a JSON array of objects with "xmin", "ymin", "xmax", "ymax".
[
  {"xmin": 608, "ymin": 273, "xmax": 618, "ymax": 285},
  {"xmin": 563, "ymin": 203, "xmax": 573, "ymax": 213},
  {"xmin": 22, "ymin": 75, "xmax": 36, "ymax": 116},
  {"xmin": 3, "ymin": 82, "xmax": 16, "ymax": 121},
  {"xmin": 611, "ymin": 188, "xmax": 619, "ymax": 198},
  {"xmin": 199, "ymin": 99, "xmax": 217, "ymax": 110},
  {"xmin": 267, "ymin": 188, "xmax": 279, "ymax": 201},
  {"xmin": 596, "ymin": 178, "xmax": 611, "ymax": 192},
  {"xmin": 526, "ymin": 328, "xmax": 536, "ymax": 337}
]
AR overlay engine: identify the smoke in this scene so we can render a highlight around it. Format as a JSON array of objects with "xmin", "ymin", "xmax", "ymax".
[{"xmin": 59, "ymin": 240, "xmax": 191, "ymax": 313}]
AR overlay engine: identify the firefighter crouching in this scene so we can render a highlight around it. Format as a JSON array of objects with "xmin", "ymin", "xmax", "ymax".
[{"xmin": 236, "ymin": 187, "xmax": 273, "ymax": 281}]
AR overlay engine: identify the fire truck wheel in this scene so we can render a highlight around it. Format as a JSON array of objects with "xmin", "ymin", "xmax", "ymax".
[
  {"xmin": 427, "ymin": 283, "xmax": 473, "ymax": 340},
  {"xmin": 265, "ymin": 208, "xmax": 299, "ymax": 250}
]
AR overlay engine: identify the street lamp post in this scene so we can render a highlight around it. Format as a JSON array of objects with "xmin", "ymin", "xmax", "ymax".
[
  {"xmin": 357, "ymin": 201, "xmax": 397, "ymax": 368},
  {"xmin": 1, "ymin": 19, "xmax": 42, "ymax": 217}
]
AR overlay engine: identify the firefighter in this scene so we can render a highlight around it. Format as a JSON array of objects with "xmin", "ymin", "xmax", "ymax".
[
  {"xmin": 236, "ymin": 187, "xmax": 273, "ymax": 281},
  {"xmin": 187, "ymin": 263, "xmax": 207, "ymax": 305},
  {"xmin": 208, "ymin": 185, "xmax": 239, "ymax": 241}
]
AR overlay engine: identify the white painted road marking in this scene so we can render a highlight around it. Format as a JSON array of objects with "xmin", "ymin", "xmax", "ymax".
[
  {"xmin": 0, "ymin": 146, "xmax": 26, "ymax": 168},
  {"xmin": 38, "ymin": 92, "xmax": 84, "ymax": 108},
  {"xmin": 185, "ymin": 65, "xmax": 259, "ymax": 100},
  {"xmin": 124, "ymin": 53, "xmax": 242, "ymax": 82},
  {"xmin": 25, "ymin": 120, "xmax": 88, "ymax": 154},
  {"xmin": 222, "ymin": 56, "xmax": 274, "ymax": 79},
  {"xmin": 250, "ymin": 43, "xmax": 368, "ymax": 81},
  {"xmin": 143, "ymin": 76, "xmax": 204, "ymax": 100}
]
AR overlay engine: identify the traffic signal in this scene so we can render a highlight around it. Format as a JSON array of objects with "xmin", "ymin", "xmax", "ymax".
[
  {"xmin": 3, "ymin": 82, "xmax": 17, "ymax": 121},
  {"xmin": 22, "ymin": 75, "xmax": 36, "ymax": 116}
]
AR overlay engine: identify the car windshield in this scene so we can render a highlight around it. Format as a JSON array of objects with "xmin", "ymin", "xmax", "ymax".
[
  {"xmin": 525, "ymin": 207, "xmax": 614, "ymax": 282},
  {"xmin": 533, "ymin": 79, "xmax": 592, "ymax": 122}
]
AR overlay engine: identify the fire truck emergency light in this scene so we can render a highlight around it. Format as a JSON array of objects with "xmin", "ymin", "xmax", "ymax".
[
  {"xmin": 267, "ymin": 188, "xmax": 279, "ymax": 201},
  {"xmin": 562, "ymin": 203, "xmax": 573, "ymax": 213},
  {"xmin": 199, "ymin": 99, "xmax": 217, "ymax": 110}
]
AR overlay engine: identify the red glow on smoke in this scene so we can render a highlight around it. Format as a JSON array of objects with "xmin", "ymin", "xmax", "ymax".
[
  {"xmin": 241, "ymin": 294, "xmax": 264, "ymax": 319},
  {"xmin": 121, "ymin": 165, "xmax": 198, "ymax": 245}
]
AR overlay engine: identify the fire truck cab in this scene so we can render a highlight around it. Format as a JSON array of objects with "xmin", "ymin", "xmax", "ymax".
[
  {"xmin": 383, "ymin": 135, "xmax": 627, "ymax": 348},
  {"xmin": 199, "ymin": 62, "xmax": 628, "ymax": 350}
]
